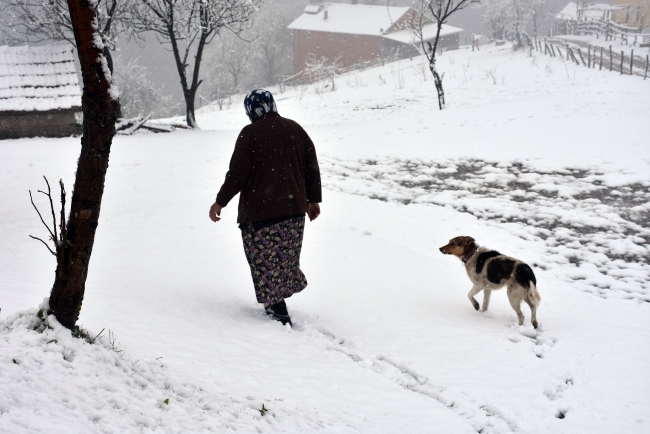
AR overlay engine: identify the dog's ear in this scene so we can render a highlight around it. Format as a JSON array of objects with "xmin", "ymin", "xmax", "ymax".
[{"xmin": 466, "ymin": 236, "xmax": 475, "ymax": 244}]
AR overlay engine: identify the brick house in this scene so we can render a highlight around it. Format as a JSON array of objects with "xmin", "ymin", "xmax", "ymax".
[
  {"xmin": 611, "ymin": 0, "xmax": 650, "ymax": 33},
  {"xmin": 287, "ymin": 2, "xmax": 463, "ymax": 74},
  {"xmin": 0, "ymin": 45, "xmax": 81, "ymax": 140}
]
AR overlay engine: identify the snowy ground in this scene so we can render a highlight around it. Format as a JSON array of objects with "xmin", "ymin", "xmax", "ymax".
[{"xmin": 1, "ymin": 44, "xmax": 649, "ymax": 433}]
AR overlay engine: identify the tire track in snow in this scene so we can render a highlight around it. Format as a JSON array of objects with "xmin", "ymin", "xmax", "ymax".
[{"xmin": 305, "ymin": 326, "xmax": 519, "ymax": 434}]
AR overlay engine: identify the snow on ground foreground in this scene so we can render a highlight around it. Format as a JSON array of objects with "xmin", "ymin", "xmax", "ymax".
[
  {"xmin": 1, "ymin": 44, "xmax": 649, "ymax": 433},
  {"xmin": 1, "ymin": 304, "xmax": 284, "ymax": 433}
]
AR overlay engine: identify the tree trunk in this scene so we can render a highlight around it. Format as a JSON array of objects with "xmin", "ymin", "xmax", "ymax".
[
  {"xmin": 103, "ymin": 46, "xmax": 123, "ymax": 119},
  {"xmin": 49, "ymin": 0, "xmax": 120, "ymax": 330},
  {"xmin": 425, "ymin": 22, "xmax": 445, "ymax": 110},
  {"xmin": 430, "ymin": 60, "xmax": 445, "ymax": 110},
  {"xmin": 184, "ymin": 87, "xmax": 198, "ymax": 129}
]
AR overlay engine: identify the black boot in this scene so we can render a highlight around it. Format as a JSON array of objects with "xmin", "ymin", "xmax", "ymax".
[{"xmin": 265, "ymin": 300, "xmax": 292, "ymax": 326}]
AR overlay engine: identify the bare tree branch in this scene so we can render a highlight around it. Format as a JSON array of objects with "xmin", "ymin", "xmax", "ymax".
[
  {"xmin": 29, "ymin": 235, "xmax": 57, "ymax": 256},
  {"xmin": 42, "ymin": 176, "xmax": 59, "ymax": 244},
  {"xmin": 29, "ymin": 189, "xmax": 56, "ymax": 242},
  {"xmin": 0, "ymin": 0, "xmax": 136, "ymax": 74}
]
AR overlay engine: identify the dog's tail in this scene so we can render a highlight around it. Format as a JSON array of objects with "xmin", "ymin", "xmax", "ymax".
[
  {"xmin": 528, "ymin": 281, "xmax": 541, "ymax": 305},
  {"xmin": 516, "ymin": 263, "xmax": 540, "ymax": 305}
]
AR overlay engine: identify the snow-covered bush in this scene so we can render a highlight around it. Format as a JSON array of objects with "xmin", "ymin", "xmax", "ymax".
[{"xmin": 112, "ymin": 56, "xmax": 182, "ymax": 119}]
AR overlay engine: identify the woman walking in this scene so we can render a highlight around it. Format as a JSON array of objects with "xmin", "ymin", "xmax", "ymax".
[{"xmin": 209, "ymin": 89, "xmax": 322, "ymax": 326}]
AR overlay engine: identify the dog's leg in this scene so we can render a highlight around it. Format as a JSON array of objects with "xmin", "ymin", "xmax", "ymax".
[
  {"xmin": 524, "ymin": 297, "xmax": 539, "ymax": 329},
  {"xmin": 507, "ymin": 291, "xmax": 525, "ymax": 326},
  {"xmin": 468, "ymin": 285, "xmax": 482, "ymax": 311},
  {"xmin": 481, "ymin": 289, "xmax": 492, "ymax": 312}
]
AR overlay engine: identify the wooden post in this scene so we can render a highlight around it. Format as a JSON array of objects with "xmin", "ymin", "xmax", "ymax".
[
  {"xmin": 621, "ymin": 50, "xmax": 624, "ymax": 74},
  {"xmin": 645, "ymin": 55, "xmax": 648, "ymax": 80},
  {"xmin": 564, "ymin": 40, "xmax": 569, "ymax": 60},
  {"xmin": 577, "ymin": 47, "xmax": 586, "ymax": 65},
  {"xmin": 588, "ymin": 44, "xmax": 591, "ymax": 68},
  {"xmin": 544, "ymin": 38, "xmax": 548, "ymax": 55},
  {"xmin": 600, "ymin": 46, "xmax": 603, "ymax": 70},
  {"xmin": 472, "ymin": 34, "xmax": 474, "ymax": 51},
  {"xmin": 609, "ymin": 45, "xmax": 613, "ymax": 71},
  {"xmin": 630, "ymin": 49, "xmax": 634, "ymax": 75}
]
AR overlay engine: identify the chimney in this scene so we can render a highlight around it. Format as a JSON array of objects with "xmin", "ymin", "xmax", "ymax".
[{"xmin": 324, "ymin": 10, "xmax": 328, "ymax": 20}]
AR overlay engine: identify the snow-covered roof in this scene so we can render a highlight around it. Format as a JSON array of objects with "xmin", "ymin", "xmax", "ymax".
[
  {"xmin": 382, "ymin": 23, "xmax": 463, "ymax": 45},
  {"xmin": 0, "ymin": 45, "xmax": 81, "ymax": 112},
  {"xmin": 288, "ymin": 3, "xmax": 411, "ymax": 36},
  {"xmin": 555, "ymin": 2, "xmax": 619, "ymax": 21}
]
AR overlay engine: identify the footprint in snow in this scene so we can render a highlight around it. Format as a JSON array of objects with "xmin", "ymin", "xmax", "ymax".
[
  {"xmin": 544, "ymin": 376, "xmax": 574, "ymax": 401},
  {"xmin": 506, "ymin": 324, "xmax": 558, "ymax": 359}
]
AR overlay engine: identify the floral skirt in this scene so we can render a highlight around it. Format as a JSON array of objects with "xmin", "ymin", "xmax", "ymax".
[{"xmin": 240, "ymin": 215, "xmax": 308, "ymax": 306}]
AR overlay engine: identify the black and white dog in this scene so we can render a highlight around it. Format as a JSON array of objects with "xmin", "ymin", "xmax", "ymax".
[{"xmin": 440, "ymin": 236, "xmax": 541, "ymax": 328}]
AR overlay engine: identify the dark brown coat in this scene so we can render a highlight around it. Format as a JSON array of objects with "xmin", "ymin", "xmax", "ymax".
[{"xmin": 216, "ymin": 112, "xmax": 322, "ymax": 224}]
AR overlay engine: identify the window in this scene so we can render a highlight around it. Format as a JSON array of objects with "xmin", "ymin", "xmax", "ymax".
[
  {"xmin": 625, "ymin": 5, "xmax": 630, "ymax": 23},
  {"xmin": 329, "ymin": 34, "xmax": 335, "ymax": 41},
  {"xmin": 635, "ymin": 6, "xmax": 640, "ymax": 23},
  {"xmin": 308, "ymin": 53, "xmax": 316, "ymax": 62},
  {"xmin": 342, "ymin": 36, "xmax": 347, "ymax": 42},
  {"xmin": 306, "ymin": 31, "xmax": 311, "ymax": 39}
]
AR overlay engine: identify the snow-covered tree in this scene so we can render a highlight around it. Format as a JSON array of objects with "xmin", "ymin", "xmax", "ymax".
[
  {"xmin": 477, "ymin": 0, "xmax": 548, "ymax": 43},
  {"xmin": 408, "ymin": 0, "xmax": 480, "ymax": 110},
  {"xmin": 43, "ymin": 0, "xmax": 121, "ymax": 330},
  {"xmin": 249, "ymin": 0, "xmax": 304, "ymax": 85},
  {"xmin": 130, "ymin": 0, "xmax": 260, "ymax": 129},
  {"xmin": 0, "ymin": 0, "xmax": 133, "ymax": 74},
  {"xmin": 112, "ymin": 56, "xmax": 181, "ymax": 119}
]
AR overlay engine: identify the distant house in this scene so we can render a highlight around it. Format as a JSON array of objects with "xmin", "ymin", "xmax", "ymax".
[
  {"xmin": 555, "ymin": 2, "xmax": 612, "ymax": 35},
  {"xmin": 0, "ymin": 45, "xmax": 81, "ymax": 140},
  {"xmin": 611, "ymin": 0, "xmax": 649, "ymax": 33},
  {"xmin": 287, "ymin": 2, "xmax": 463, "ymax": 74}
]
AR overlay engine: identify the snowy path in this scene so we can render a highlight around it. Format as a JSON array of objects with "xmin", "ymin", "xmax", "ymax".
[{"xmin": 321, "ymin": 156, "xmax": 650, "ymax": 302}]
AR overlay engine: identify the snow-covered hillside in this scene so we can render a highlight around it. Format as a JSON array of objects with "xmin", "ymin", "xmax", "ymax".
[{"xmin": 1, "ymin": 44, "xmax": 649, "ymax": 433}]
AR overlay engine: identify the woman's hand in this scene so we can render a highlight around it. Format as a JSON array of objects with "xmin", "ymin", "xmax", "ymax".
[
  {"xmin": 209, "ymin": 202, "xmax": 223, "ymax": 222},
  {"xmin": 307, "ymin": 203, "xmax": 320, "ymax": 221}
]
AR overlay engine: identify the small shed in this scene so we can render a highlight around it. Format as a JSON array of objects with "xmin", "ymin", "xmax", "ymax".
[
  {"xmin": 288, "ymin": 2, "xmax": 463, "ymax": 74},
  {"xmin": 0, "ymin": 45, "xmax": 81, "ymax": 140}
]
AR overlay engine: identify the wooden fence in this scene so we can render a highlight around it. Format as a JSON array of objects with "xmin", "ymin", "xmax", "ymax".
[
  {"xmin": 523, "ymin": 33, "xmax": 649, "ymax": 79},
  {"xmin": 571, "ymin": 20, "xmax": 647, "ymax": 46}
]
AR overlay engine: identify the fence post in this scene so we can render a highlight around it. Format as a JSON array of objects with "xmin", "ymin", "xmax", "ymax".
[
  {"xmin": 600, "ymin": 46, "xmax": 603, "ymax": 70},
  {"xmin": 630, "ymin": 49, "xmax": 634, "ymax": 75},
  {"xmin": 566, "ymin": 41, "xmax": 569, "ymax": 60},
  {"xmin": 588, "ymin": 44, "xmax": 591, "ymax": 68},
  {"xmin": 577, "ymin": 47, "xmax": 586, "ymax": 65},
  {"xmin": 472, "ymin": 34, "xmax": 475, "ymax": 51},
  {"xmin": 544, "ymin": 37, "xmax": 548, "ymax": 55},
  {"xmin": 620, "ymin": 50, "xmax": 624, "ymax": 74},
  {"xmin": 645, "ymin": 55, "xmax": 648, "ymax": 80},
  {"xmin": 610, "ymin": 45, "xmax": 613, "ymax": 71}
]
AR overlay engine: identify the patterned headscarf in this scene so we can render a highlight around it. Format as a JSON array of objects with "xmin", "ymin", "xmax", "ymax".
[{"xmin": 244, "ymin": 89, "xmax": 278, "ymax": 123}]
